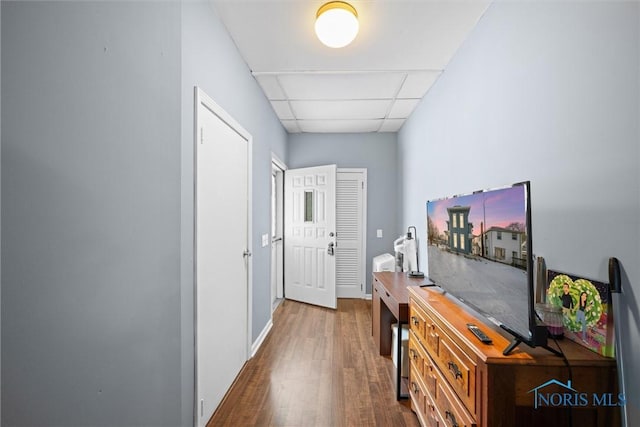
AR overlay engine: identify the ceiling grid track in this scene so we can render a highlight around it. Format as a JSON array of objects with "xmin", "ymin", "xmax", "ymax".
[{"xmin": 227, "ymin": 1, "xmax": 492, "ymax": 133}]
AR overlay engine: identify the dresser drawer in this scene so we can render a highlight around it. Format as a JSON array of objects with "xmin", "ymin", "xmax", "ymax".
[
  {"xmin": 376, "ymin": 277, "xmax": 400, "ymax": 319},
  {"xmin": 433, "ymin": 357, "xmax": 476, "ymax": 427},
  {"xmin": 422, "ymin": 348, "xmax": 439, "ymax": 404},
  {"xmin": 409, "ymin": 332, "xmax": 437, "ymax": 398},
  {"xmin": 424, "ymin": 386, "xmax": 441, "ymax": 427},
  {"xmin": 408, "ymin": 331, "xmax": 425, "ymax": 377},
  {"xmin": 436, "ymin": 332, "xmax": 476, "ymax": 414},
  {"xmin": 410, "ymin": 298, "xmax": 441, "ymax": 357},
  {"xmin": 422, "ymin": 306, "xmax": 441, "ymax": 358},
  {"xmin": 409, "ymin": 362, "xmax": 427, "ymax": 417},
  {"xmin": 409, "ymin": 297, "xmax": 427, "ymax": 341},
  {"xmin": 410, "ymin": 360, "xmax": 447, "ymax": 427}
]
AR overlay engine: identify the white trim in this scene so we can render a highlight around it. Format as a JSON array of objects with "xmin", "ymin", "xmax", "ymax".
[
  {"xmin": 194, "ymin": 87, "xmax": 253, "ymax": 426},
  {"xmin": 271, "ymin": 153, "xmax": 287, "ymax": 308},
  {"xmin": 271, "ymin": 152, "xmax": 287, "ymax": 171},
  {"xmin": 192, "ymin": 88, "xmax": 198, "ymax": 427},
  {"xmin": 251, "ymin": 318, "xmax": 273, "ymax": 358},
  {"xmin": 247, "ymin": 135, "xmax": 254, "ymax": 361},
  {"xmin": 361, "ymin": 170, "xmax": 368, "ymax": 299},
  {"xmin": 193, "ymin": 89, "xmax": 200, "ymax": 427},
  {"xmin": 364, "ymin": 294, "xmax": 372, "ymax": 300}
]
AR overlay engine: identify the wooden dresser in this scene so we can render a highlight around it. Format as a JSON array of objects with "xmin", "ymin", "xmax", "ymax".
[{"xmin": 407, "ymin": 286, "xmax": 620, "ymax": 427}]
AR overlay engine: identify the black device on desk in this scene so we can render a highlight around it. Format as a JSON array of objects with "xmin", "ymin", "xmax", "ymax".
[{"xmin": 467, "ymin": 323, "xmax": 492, "ymax": 344}]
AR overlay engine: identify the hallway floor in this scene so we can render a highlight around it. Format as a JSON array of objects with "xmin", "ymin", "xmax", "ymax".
[{"xmin": 208, "ymin": 298, "xmax": 419, "ymax": 426}]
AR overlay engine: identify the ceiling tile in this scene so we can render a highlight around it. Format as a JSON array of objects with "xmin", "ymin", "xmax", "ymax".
[
  {"xmin": 270, "ymin": 101, "xmax": 294, "ymax": 120},
  {"xmin": 254, "ymin": 75, "xmax": 286, "ymax": 100},
  {"xmin": 290, "ymin": 100, "xmax": 391, "ymax": 120},
  {"xmin": 379, "ymin": 119, "xmax": 405, "ymax": 132},
  {"xmin": 216, "ymin": 0, "xmax": 491, "ymax": 133},
  {"xmin": 214, "ymin": 1, "xmax": 491, "ymax": 72},
  {"xmin": 276, "ymin": 72, "xmax": 405, "ymax": 100},
  {"xmin": 388, "ymin": 99, "xmax": 421, "ymax": 119},
  {"xmin": 298, "ymin": 120, "xmax": 382, "ymax": 133},
  {"xmin": 396, "ymin": 71, "xmax": 442, "ymax": 99},
  {"xmin": 281, "ymin": 120, "xmax": 301, "ymax": 133}
]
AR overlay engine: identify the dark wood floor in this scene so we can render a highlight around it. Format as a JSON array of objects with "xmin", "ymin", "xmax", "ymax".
[{"xmin": 208, "ymin": 298, "xmax": 420, "ymax": 427}]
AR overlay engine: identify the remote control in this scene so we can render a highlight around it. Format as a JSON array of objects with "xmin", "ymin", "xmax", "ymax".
[{"xmin": 467, "ymin": 323, "xmax": 492, "ymax": 344}]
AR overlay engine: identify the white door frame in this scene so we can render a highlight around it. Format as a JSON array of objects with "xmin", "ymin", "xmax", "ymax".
[
  {"xmin": 271, "ymin": 154, "xmax": 286, "ymax": 308},
  {"xmin": 336, "ymin": 168, "xmax": 367, "ymax": 299},
  {"xmin": 194, "ymin": 87, "xmax": 252, "ymax": 426}
]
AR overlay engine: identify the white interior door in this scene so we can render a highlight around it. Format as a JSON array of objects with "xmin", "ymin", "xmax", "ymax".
[
  {"xmin": 284, "ymin": 165, "xmax": 337, "ymax": 309},
  {"xmin": 195, "ymin": 88, "xmax": 251, "ymax": 426},
  {"xmin": 336, "ymin": 169, "xmax": 367, "ymax": 298}
]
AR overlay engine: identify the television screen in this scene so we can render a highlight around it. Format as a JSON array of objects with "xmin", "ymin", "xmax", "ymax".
[{"xmin": 426, "ymin": 182, "xmax": 533, "ymax": 340}]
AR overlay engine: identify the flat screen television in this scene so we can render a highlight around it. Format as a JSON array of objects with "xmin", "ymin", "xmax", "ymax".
[{"xmin": 426, "ymin": 181, "xmax": 556, "ymax": 355}]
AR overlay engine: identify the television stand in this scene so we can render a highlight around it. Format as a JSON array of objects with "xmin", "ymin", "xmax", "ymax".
[
  {"xmin": 502, "ymin": 337, "xmax": 522, "ymax": 356},
  {"xmin": 407, "ymin": 286, "xmax": 619, "ymax": 427},
  {"xmin": 502, "ymin": 336, "xmax": 564, "ymax": 357},
  {"xmin": 500, "ymin": 324, "xmax": 564, "ymax": 357}
]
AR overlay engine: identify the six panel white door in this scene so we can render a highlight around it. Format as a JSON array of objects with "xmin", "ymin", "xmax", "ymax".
[{"xmin": 284, "ymin": 165, "xmax": 337, "ymax": 309}]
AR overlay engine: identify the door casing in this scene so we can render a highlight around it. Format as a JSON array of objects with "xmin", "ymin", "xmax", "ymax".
[{"xmin": 271, "ymin": 155, "xmax": 286, "ymax": 308}]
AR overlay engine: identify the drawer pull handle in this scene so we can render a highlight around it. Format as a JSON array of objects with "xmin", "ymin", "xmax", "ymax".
[
  {"xmin": 411, "ymin": 382, "xmax": 419, "ymax": 394},
  {"xmin": 411, "ymin": 316, "xmax": 419, "ymax": 326},
  {"xmin": 445, "ymin": 410, "xmax": 459, "ymax": 427},
  {"xmin": 385, "ymin": 291, "xmax": 390, "ymax": 297},
  {"xmin": 448, "ymin": 361, "xmax": 463, "ymax": 379},
  {"xmin": 409, "ymin": 348, "xmax": 417, "ymax": 360}
]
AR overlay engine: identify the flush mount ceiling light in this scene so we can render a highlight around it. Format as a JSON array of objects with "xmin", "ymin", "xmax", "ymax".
[{"xmin": 315, "ymin": 1, "xmax": 359, "ymax": 48}]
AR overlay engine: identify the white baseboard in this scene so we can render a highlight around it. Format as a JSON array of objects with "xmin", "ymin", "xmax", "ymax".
[
  {"xmin": 251, "ymin": 318, "xmax": 273, "ymax": 358},
  {"xmin": 364, "ymin": 293, "xmax": 372, "ymax": 300}
]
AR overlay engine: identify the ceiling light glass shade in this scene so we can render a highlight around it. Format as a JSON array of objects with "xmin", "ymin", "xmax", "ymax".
[{"xmin": 315, "ymin": 1, "xmax": 359, "ymax": 48}]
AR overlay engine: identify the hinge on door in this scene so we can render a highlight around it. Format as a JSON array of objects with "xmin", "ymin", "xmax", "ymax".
[
  {"xmin": 200, "ymin": 128, "xmax": 204, "ymax": 144},
  {"xmin": 361, "ymin": 181, "xmax": 364, "ymax": 189},
  {"xmin": 200, "ymin": 399, "xmax": 204, "ymax": 417}
]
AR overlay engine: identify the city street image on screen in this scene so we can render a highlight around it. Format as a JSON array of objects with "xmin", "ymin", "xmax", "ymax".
[{"xmin": 426, "ymin": 184, "xmax": 531, "ymax": 338}]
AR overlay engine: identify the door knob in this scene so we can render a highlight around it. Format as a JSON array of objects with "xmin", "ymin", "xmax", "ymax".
[{"xmin": 327, "ymin": 242, "xmax": 335, "ymax": 256}]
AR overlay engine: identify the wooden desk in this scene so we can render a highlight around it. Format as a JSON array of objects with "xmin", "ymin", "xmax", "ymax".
[{"xmin": 372, "ymin": 272, "xmax": 432, "ymax": 400}]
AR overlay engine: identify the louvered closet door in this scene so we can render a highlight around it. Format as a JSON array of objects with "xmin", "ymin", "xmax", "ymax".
[{"xmin": 336, "ymin": 170, "xmax": 366, "ymax": 298}]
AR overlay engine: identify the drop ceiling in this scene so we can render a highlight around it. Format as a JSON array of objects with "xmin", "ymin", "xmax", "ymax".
[{"xmin": 212, "ymin": 0, "xmax": 491, "ymax": 133}]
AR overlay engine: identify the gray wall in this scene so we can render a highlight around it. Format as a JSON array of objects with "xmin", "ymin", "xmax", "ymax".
[
  {"xmin": 288, "ymin": 133, "xmax": 398, "ymax": 294},
  {"xmin": 180, "ymin": 2, "xmax": 287, "ymax": 424},
  {"xmin": 2, "ymin": 2, "xmax": 183, "ymax": 426},
  {"xmin": 1, "ymin": 1, "xmax": 287, "ymax": 426},
  {"xmin": 398, "ymin": 1, "xmax": 639, "ymax": 422}
]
